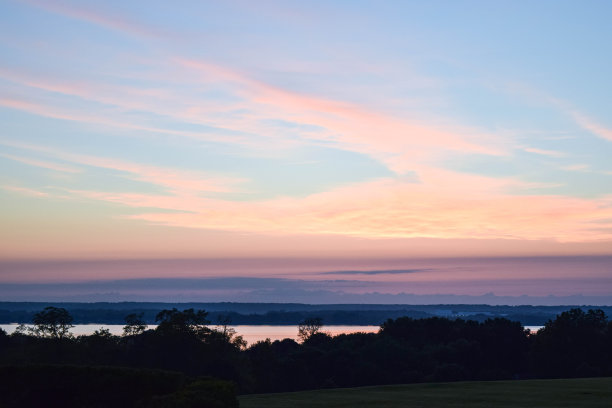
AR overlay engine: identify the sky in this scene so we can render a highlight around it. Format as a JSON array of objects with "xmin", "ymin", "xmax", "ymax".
[{"xmin": 1, "ymin": 1, "xmax": 611, "ymax": 303}]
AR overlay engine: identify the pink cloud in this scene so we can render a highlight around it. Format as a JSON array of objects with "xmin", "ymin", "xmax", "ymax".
[
  {"xmin": 0, "ymin": 67, "xmax": 233, "ymax": 122},
  {"xmin": 516, "ymin": 87, "xmax": 612, "ymax": 144},
  {"xmin": 1, "ymin": 56, "xmax": 510, "ymax": 173},
  {"xmin": 0, "ymin": 96, "xmax": 250, "ymax": 146},
  {"xmin": 1, "ymin": 185, "xmax": 49, "ymax": 197},
  {"xmin": 23, "ymin": 0, "xmax": 168, "ymax": 40},
  {"xmin": 58, "ymin": 166, "xmax": 612, "ymax": 244},
  {"xmin": 0, "ymin": 153, "xmax": 81, "ymax": 173},
  {"xmin": 521, "ymin": 146, "xmax": 566, "ymax": 158},
  {"xmin": 177, "ymin": 58, "xmax": 508, "ymax": 174},
  {"xmin": 563, "ymin": 164, "xmax": 591, "ymax": 172},
  {"xmin": 569, "ymin": 111, "xmax": 612, "ymax": 143},
  {"xmin": 500, "ymin": 83, "xmax": 612, "ymax": 147},
  {"xmin": 2, "ymin": 142, "xmax": 245, "ymax": 195},
  {"xmin": 0, "ymin": 97, "xmax": 95, "ymax": 123}
]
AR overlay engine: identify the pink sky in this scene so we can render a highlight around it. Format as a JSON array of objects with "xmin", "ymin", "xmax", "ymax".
[{"xmin": 1, "ymin": 1, "xmax": 612, "ymax": 301}]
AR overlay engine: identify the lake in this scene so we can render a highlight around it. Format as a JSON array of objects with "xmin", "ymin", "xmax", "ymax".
[
  {"xmin": 0, "ymin": 324, "xmax": 544, "ymax": 344},
  {"xmin": 0, "ymin": 324, "xmax": 380, "ymax": 345}
]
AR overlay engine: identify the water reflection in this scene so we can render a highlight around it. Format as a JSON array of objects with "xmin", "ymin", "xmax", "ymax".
[
  {"xmin": 0, "ymin": 324, "xmax": 380, "ymax": 345},
  {"xmin": 0, "ymin": 324, "xmax": 544, "ymax": 344}
]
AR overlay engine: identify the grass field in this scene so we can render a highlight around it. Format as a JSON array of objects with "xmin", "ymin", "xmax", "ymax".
[{"xmin": 239, "ymin": 378, "xmax": 612, "ymax": 408}]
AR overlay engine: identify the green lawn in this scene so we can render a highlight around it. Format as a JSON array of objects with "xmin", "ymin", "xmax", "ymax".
[{"xmin": 239, "ymin": 378, "xmax": 612, "ymax": 408}]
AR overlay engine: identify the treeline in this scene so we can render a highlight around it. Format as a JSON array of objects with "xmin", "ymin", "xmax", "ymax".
[
  {"xmin": 4, "ymin": 301, "xmax": 607, "ymax": 325},
  {"xmin": 247, "ymin": 309, "xmax": 612, "ymax": 392},
  {"xmin": 1, "ymin": 307, "xmax": 611, "ymax": 399},
  {"xmin": 0, "ymin": 308, "xmax": 433, "ymax": 325}
]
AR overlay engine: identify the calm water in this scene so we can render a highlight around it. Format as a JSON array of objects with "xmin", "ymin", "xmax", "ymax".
[
  {"xmin": 524, "ymin": 326, "xmax": 544, "ymax": 333},
  {"xmin": 0, "ymin": 324, "xmax": 544, "ymax": 344},
  {"xmin": 0, "ymin": 324, "xmax": 380, "ymax": 345}
]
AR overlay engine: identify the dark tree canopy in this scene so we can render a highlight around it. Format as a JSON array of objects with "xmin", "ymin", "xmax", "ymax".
[
  {"xmin": 1, "ymin": 306, "xmax": 610, "ymax": 396},
  {"xmin": 123, "ymin": 312, "xmax": 148, "ymax": 336},
  {"xmin": 32, "ymin": 306, "xmax": 74, "ymax": 339},
  {"xmin": 155, "ymin": 308, "xmax": 211, "ymax": 338},
  {"xmin": 297, "ymin": 317, "xmax": 323, "ymax": 342},
  {"xmin": 532, "ymin": 308, "xmax": 609, "ymax": 377}
]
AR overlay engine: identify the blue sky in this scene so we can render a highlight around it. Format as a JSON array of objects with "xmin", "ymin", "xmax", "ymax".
[{"xmin": 0, "ymin": 1, "xmax": 611, "ymax": 299}]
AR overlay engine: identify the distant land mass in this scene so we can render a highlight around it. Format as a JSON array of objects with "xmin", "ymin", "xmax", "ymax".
[
  {"xmin": 1, "ymin": 276, "xmax": 611, "ymax": 306},
  {"xmin": 1, "ymin": 302, "xmax": 611, "ymax": 326}
]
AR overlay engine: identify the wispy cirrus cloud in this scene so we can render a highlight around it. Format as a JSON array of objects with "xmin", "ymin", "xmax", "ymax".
[
  {"xmin": 1, "ymin": 141, "xmax": 246, "ymax": 195},
  {"xmin": 521, "ymin": 146, "xmax": 566, "ymax": 158},
  {"xmin": 0, "ymin": 95, "xmax": 252, "ymax": 147},
  {"xmin": 177, "ymin": 58, "xmax": 509, "ymax": 174},
  {"xmin": 562, "ymin": 164, "xmax": 591, "ymax": 172},
  {"xmin": 1, "ymin": 56, "xmax": 509, "ymax": 174},
  {"xmin": 548, "ymin": 97, "xmax": 612, "ymax": 145},
  {"xmin": 8, "ymin": 140, "xmax": 609, "ymax": 249},
  {"xmin": 568, "ymin": 110, "xmax": 612, "ymax": 143},
  {"xmin": 0, "ymin": 66, "xmax": 248, "ymax": 129},
  {"xmin": 0, "ymin": 152, "xmax": 81, "ymax": 173},
  {"xmin": 22, "ymin": 0, "xmax": 170, "ymax": 40},
  {"xmin": 4, "ymin": 1, "xmax": 511, "ymax": 172},
  {"xmin": 4, "ymin": 0, "xmax": 611, "ymax": 254},
  {"xmin": 56, "ymin": 165, "xmax": 612, "ymax": 243},
  {"xmin": 318, "ymin": 269, "xmax": 430, "ymax": 275},
  {"xmin": 1, "ymin": 185, "xmax": 49, "ymax": 197},
  {"xmin": 509, "ymin": 84, "xmax": 612, "ymax": 145}
]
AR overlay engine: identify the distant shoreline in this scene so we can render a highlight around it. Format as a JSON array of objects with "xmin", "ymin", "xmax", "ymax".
[{"xmin": 1, "ymin": 302, "xmax": 609, "ymax": 326}]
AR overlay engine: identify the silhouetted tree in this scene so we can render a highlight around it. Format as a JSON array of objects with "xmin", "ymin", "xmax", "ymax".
[
  {"xmin": 0, "ymin": 328, "xmax": 7, "ymax": 349},
  {"xmin": 298, "ymin": 317, "xmax": 323, "ymax": 342},
  {"xmin": 532, "ymin": 308, "xmax": 608, "ymax": 377},
  {"xmin": 32, "ymin": 307, "xmax": 73, "ymax": 339},
  {"xmin": 123, "ymin": 313, "xmax": 147, "ymax": 336},
  {"xmin": 214, "ymin": 315, "xmax": 246, "ymax": 349},
  {"xmin": 155, "ymin": 308, "xmax": 210, "ymax": 338},
  {"xmin": 3, "ymin": 306, "xmax": 610, "ymax": 394},
  {"xmin": 92, "ymin": 328, "xmax": 113, "ymax": 338}
]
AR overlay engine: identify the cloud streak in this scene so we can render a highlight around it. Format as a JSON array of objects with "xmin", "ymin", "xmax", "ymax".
[
  {"xmin": 569, "ymin": 110, "xmax": 612, "ymax": 143},
  {"xmin": 0, "ymin": 95, "xmax": 251, "ymax": 146},
  {"xmin": 521, "ymin": 146, "xmax": 566, "ymax": 158},
  {"xmin": 23, "ymin": 0, "xmax": 169, "ymax": 40},
  {"xmin": 1, "ymin": 141, "xmax": 246, "ymax": 196},
  {"xmin": 319, "ymin": 269, "xmax": 430, "ymax": 275},
  {"xmin": 1, "ymin": 185, "xmax": 49, "ymax": 197},
  {"xmin": 60, "ymin": 166, "xmax": 612, "ymax": 243},
  {"xmin": 0, "ymin": 152, "xmax": 81, "ymax": 173},
  {"xmin": 1, "ymin": 276, "xmax": 611, "ymax": 304},
  {"xmin": 177, "ymin": 58, "xmax": 508, "ymax": 174},
  {"xmin": 1, "ymin": 57, "xmax": 508, "ymax": 175},
  {"xmin": 2, "ymin": 0, "xmax": 611, "ymax": 265}
]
